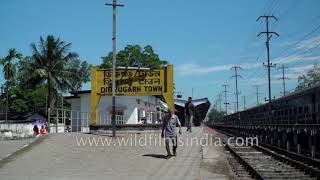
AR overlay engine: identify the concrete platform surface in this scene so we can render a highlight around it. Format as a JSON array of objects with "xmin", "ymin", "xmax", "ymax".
[
  {"xmin": 0, "ymin": 127, "xmax": 233, "ymax": 180},
  {"xmin": 0, "ymin": 138, "xmax": 33, "ymax": 160}
]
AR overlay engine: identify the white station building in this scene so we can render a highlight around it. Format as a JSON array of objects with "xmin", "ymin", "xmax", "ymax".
[{"xmin": 65, "ymin": 90, "xmax": 166, "ymax": 126}]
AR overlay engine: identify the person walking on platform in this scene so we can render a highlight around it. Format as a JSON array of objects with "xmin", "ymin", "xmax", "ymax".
[
  {"xmin": 185, "ymin": 97, "xmax": 195, "ymax": 133},
  {"xmin": 161, "ymin": 109, "xmax": 182, "ymax": 159}
]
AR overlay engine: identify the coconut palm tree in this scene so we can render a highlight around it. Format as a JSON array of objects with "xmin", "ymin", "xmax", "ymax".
[
  {"xmin": 1, "ymin": 48, "xmax": 22, "ymax": 123},
  {"xmin": 20, "ymin": 35, "xmax": 80, "ymax": 111},
  {"xmin": 3, "ymin": 48, "xmax": 22, "ymax": 81}
]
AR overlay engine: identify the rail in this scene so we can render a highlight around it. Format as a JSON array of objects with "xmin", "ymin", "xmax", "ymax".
[{"xmin": 214, "ymin": 126, "xmax": 320, "ymax": 179}]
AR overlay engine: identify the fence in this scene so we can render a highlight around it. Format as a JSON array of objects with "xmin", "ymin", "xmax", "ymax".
[
  {"xmin": 48, "ymin": 108, "xmax": 89, "ymax": 133},
  {"xmin": 97, "ymin": 113, "xmax": 125, "ymax": 125}
]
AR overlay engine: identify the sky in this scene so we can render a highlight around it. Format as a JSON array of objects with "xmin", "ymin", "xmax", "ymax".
[{"xmin": 1, "ymin": 0, "xmax": 320, "ymax": 113}]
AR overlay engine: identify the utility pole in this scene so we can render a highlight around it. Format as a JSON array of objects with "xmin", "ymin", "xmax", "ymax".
[
  {"xmin": 222, "ymin": 84, "xmax": 229, "ymax": 115},
  {"xmin": 254, "ymin": 85, "xmax": 261, "ymax": 105},
  {"xmin": 0, "ymin": 85, "xmax": 3, "ymax": 113},
  {"xmin": 231, "ymin": 66, "xmax": 242, "ymax": 113},
  {"xmin": 278, "ymin": 64, "xmax": 289, "ymax": 96},
  {"xmin": 242, "ymin": 96, "xmax": 246, "ymax": 110},
  {"xmin": 215, "ymin": 100, "xmax": 218, "ymax": 111},
  {"xmin": 5, "ymin": 85, "xmax": 8, "ymax": 124},
  {"xmin": 192, "ymin": 88, "xmax": 194, "ymax": 99},
  {"xmin": 106, "ymin": 0, "xmax": 124, "ymax": 137},
  {"xmin": 257, "ymin": 15, "xmax": 279, "ymax": 104},
  {"xmin": 217, "ymin": 94, "xmax": 223, "ymax": 112},
  {"xmin": 257, "ymin": 15, "xmax": 278, "ymax": 124}
]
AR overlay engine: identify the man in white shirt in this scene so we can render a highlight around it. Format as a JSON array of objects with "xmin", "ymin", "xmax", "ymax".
[{"xmin": 161, "ymin": 109, "xmax": 182, "ymax": 158}]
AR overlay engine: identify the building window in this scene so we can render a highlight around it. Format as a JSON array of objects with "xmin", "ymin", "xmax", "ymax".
[{"xmin": 116, "ymin": 111, "xmax": 124, "ymax": 116}]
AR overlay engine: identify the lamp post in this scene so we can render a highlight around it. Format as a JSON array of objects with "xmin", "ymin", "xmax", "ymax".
[{"xmin": 106, "ymin": 0, "xmax": 124, "ymax": 137}]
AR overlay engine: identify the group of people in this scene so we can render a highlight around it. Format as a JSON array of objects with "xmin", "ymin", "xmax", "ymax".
[
  {"xmin": 161, "ymin": 97, "xmax": 194, "ymax": 159},
  {"xmin": 33, "ymin": 125, "xmax": 47, "ymax": 138}
]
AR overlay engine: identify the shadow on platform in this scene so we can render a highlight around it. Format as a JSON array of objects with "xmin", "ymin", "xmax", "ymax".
[{"xmin": 142, "ymin": 154, "xmax": 167, "ymax": 159}]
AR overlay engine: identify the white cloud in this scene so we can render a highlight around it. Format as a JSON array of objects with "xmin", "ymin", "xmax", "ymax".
[
  {"xmin": 273, "ymin": 73, "xmax": 301, "ymax": 79},
  {"xmin": 290, "ymin": 64, "xmax": 316, "ymax": 73},
  {"xmin": 175, "ymin": 63, "xmax": 233, "ymax": 75},
  {"xmin": 176, "ymin": 62, "xmax": 262, "ymax": 76},
  {"xmin": 273, "ymin": 54, "xmax": 320, "ymax": 64},
  {"xmin": 176, "ymin": 51, "xmax": 320, "ymax": 76},
  {"xmin": 246, "ymin": 77, "xmax": 267, "ymax": 86},
  {"xmin": 296, "ymin": 36, "xmax": 320, "ymax": 50}
]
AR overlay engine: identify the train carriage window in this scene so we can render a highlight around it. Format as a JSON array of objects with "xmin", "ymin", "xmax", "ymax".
[
  {"xmin": 294, "ymin": 107, "xmax": 297, "ymax": 115},
  {"xmin": 289, "ymin": 109, "xmax": 293, "ymax": 115},
  {"xmin": 285, "ymin": 109, "xmax": 288, "ymax": 115},
  {"xmin": 299, "ymin": 107, "xmax": 303, "ymax": 114}
]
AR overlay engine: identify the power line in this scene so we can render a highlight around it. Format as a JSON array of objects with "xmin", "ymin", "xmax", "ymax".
[{"xmin": 275, "ymin": 22, "xmax": 320, "ymax": 58}]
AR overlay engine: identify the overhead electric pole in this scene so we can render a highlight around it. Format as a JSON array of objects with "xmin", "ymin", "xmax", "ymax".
[
  {"xmin": 217, "ymin": 94, "xmax": 223, "ymax": 112},
  {"xmin": 231, "ymin": 66, "xmax": 242, "ymax": 113},
  {"xmin": 254, "ymin": 85, "xmax": 261, "ymax": 105},
  {"xmin": 257, "ymin": 15, "xmax": 279, "ymax": 124},
  {"xmin": 278, "ymin": 64, "xmax": 289, "ymax": 96},
  {"xmin": 106, "ymin": 0, "xmax": 124, "ymax": 137},
  {"xmin": 222, "ymin": 84, "xmax": 229, "ymax": 115},
  {"xmin": 242, "ymin": 96, "xmax": 246, "ymax": 110},
  {"xmin": 257, "ymin": 15, "xmax": 279, "ymax": 104}
]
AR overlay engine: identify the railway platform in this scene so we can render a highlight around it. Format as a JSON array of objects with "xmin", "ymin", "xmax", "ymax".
[{"xmin": 0, "ymin": 127, "xmax": 234, "ymax": 180}]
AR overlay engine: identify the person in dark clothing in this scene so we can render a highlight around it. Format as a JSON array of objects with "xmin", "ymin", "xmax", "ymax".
[
  {"xmin": 185, "ymin": 97, "xmax": 195, "ymax": 132},
  {"xmin": 33, "ymin": 125, "xmax": 39, "ymax": 138}
]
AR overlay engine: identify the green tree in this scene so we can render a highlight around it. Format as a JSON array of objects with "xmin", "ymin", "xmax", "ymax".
[
  {"xmin": 9, "ymin": 84, "xmax": 47, "ymax": 113},
  {"xmin": 0, "ymin": 49, "xmax": 22, "ymax": 118},
  {"xmin": 2, "ymin": 48, "xmax": 22, "ymax": 81},
  {"xmin": 66, "ymin": 59, "xmax": 92, "ymax": 90},
  {"xmin": 19, "ymin": 35, "xmax": 91, "ymax": 111},
  {"xmin": 101, "ymin": 44, "xmax": 168, "ymax": 69},
  {"xmin": 207, "ymin": 108, "xmax": 225, "ymax": 124},
  {"xmin": 296, "ymin": 64, "xmax": 320, "ymax": 90}
]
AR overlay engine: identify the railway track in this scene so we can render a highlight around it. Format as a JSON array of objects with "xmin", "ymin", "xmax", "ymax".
[
  {"xmin": 227, "ymin": 143, "xmax": 317, "ymax": 180},
  {"xmin": 214, "ymin": 128, "xmax": 320, "ymax": 180}
]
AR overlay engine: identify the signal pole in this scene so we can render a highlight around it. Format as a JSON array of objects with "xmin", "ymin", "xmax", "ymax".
[
  {"xmin": 278, "ymin": 65, "xmax": 289, "ymax": 96},
  {"xmin": 223, "ymin": 84, "xmax": 229, "ymax": 115},
  {"xmin": 257, "ymin": 15, "xmax": 279, "ymax": 104},
  {"xmin": 106, "ymin": 0, "xmax": 124, "ymax": 137},
  {"xmin": 254, "ymin": 85, "xmax": 261, "ymax": 105},
  {"xmin": 231, "ymin": 66, "xmax": 242, "ymax": 113}
]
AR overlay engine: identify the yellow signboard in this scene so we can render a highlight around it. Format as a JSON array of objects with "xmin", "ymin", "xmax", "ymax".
[
  {"xmin": 90, "ymin": 65, "xmax": 174, "ymax": 125},
  {"xmin": 97, "ymin": 69, "xmax": 165, "ymax": 96}
]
